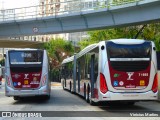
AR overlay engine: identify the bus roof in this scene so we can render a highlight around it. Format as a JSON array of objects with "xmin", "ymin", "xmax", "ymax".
[
  {"xmin": 107, "ymin": 39, "xmax": 149, "ymax": 44},
  {"xmin": 76, "ymin": 43, "xmax": 98, "ymax": 58},
  {"xmin": 61, "ymin": 56, "xmax": 74, "ymax": 64},
  {"xmin": 7, "ymin": 48, "xmax": 43, "ymax": 51},
  {"xmin": 61, "ymin": 39, "xmax": 152, "ymax": 65}
]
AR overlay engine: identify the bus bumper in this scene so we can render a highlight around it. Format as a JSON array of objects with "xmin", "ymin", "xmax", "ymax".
[
  {"xmin": 98, "ymin": 91, "xmax": 158, "ymax": 102},
  {"xmin": 5, "ymin": 85, "xmax": 50, "ymax": 97}
]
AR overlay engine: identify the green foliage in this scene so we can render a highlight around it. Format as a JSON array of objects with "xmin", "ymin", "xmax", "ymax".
[
  {"xmin": 42, "ymin": 38, "xmax": 74, "ymax": 81},
  {"xmin": 112, "ymin": 0, "xmax": 140, "ymax": 5},
  {"xmin": 43, "ymin": 38, "xmax": 74, "ymax": 69},
  {"xmin": 50, "ymin": 69, "xmax": 60, "ymax": 82},
  {"xmin": 0, "ymin": 59, "xmax": 5, "ymax": 66},
  {"xmin": 67, "ymin": 62, "xmax": 73, "ymax": 70},
  {"xmin": 79, "ymin": 22, "xmax": 160, "ymax": 51}
]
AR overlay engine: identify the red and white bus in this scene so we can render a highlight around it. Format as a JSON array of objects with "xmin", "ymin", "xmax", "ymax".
[
  {"xmin": 5, "ymin": 49, "xmax": 51, "ymax": 100},
  {"xmin": 61, "ymin": 39, "xmax": 158, "ymax": 105}
]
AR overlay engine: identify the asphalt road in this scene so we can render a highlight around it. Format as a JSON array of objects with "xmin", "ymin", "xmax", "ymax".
[{"xmin": 0, "ymin": 82, "xmax": 160, "ymax": 120}]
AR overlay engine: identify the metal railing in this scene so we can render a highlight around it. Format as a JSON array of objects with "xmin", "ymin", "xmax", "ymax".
[{"xmin": 0, "ymin": 0, "xmax": 145, "ymax": 22}]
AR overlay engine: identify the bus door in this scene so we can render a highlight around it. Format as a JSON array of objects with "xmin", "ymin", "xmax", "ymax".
[
  {"xmin": 90, "ymin": 54, "xmax": 95, "ymax": 98},
  {"xmin": 78, "ymin": 61, "xmax": 80, "ymax": 93},
  {"xmin": 64, "ymin": 66, "xmax": 66, "ymax": 87}
]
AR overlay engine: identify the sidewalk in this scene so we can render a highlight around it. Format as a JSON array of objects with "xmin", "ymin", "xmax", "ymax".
[{"xmin": 51, "ymin": 82, "xmax": 61, "ymax": 87}]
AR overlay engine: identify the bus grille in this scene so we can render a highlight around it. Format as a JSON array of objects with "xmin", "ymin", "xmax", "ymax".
[{"xmin": 110, "ymin": 61, "xmax": 150, "ymax": 72}]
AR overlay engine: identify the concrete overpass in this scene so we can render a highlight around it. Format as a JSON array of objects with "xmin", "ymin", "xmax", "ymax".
[
  {"xmin": 0, "ymin": 0, "xmax": 159, "ymax": 37},
  {"xmin": 0, "ymin": 38, "xmax": 43, "ymax": 48}
]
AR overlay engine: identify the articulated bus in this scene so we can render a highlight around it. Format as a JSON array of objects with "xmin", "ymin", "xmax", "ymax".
[
  {"xmin": 61, "ymin": 39, "xmax": 158, "ymax": 105},
  {"xmin": 5, "ymin": 49, "xmax": 51, "ymax": 100}
]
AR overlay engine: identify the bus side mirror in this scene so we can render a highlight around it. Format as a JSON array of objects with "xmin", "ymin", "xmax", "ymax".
[
  {"xmin": 153, "ymin": 47, "xmax": 156, "ymax": 51},
  {"xmin": 156, "ymin": 51, "xmax": 160, "ymax": 70},
  {"xmin": 4, "ymin": 54, "xmax": 6, "ymax": 58}
]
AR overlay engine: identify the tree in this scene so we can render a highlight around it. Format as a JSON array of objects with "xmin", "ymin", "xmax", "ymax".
[
  {"xmin": 43, "ymin": 38, "xmax": 74, "ymax": 82},
  {"xmin": 43, "ymin": 38, "xmax": 74, "ymax": 69},
  {"xmin": 79, "ymin": 22, "xmax": 160, "ymax": 51},
  {"xmin": 0, "ymin": 59, "xmax": 5, "ymax": 66}
]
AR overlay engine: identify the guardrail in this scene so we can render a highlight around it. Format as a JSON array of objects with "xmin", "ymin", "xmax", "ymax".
[{"xmin": 0, "ymin": 0, "xmax": 144, "ymax": 22}]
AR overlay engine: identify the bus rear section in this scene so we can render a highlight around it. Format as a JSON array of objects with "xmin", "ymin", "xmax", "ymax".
[
  {"xmin": 98, "ymin": 39, "xmax": 158, "ymax": 103},
  {"xmin": 5, "ymin": 49, "xmax": 51, "ymax": 100}
]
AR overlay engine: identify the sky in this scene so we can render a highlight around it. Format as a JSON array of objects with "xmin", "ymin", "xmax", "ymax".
[{"xmin": 0, "ymin": 0, "xmax": 39, "ymax": 9}]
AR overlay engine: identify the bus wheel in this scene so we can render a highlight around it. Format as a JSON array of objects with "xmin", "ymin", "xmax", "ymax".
[
  {"xmin": 84, "ymin": 84, "xmax": 86, "ymax": 99},
  {"xmin": 89, "ymin": 92, "xmax": 96, "ymax": 106},
  {"xmin": 44, "ymin": 95, "xmax": 50, "ymax": 100},
  {"xmin": 70, "ymin": 82, "xmax": 72, "ymax": 92},
  {"xmin": 86, "ymin": 89, "xmax": 89, "ymax": 103},
  {"xmin": 63, "ymin": 81, "xmax": 65, "ymax": 90},
  {"xmin": 86, "ymin": 86, "xmax": 89, "ymax": 103},
  {"xmin": 13, "ymin": 96, "xmax": 20, "ymax": 100}
]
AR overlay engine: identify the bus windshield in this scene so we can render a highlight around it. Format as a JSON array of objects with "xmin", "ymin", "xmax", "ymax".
[
  {"xmin": 106, "ymin": 41, "xmax": 151, "ymax": 59},
  {"xmin": 9, "ymin": 51, "xmax": 43, "ymax": 64}
]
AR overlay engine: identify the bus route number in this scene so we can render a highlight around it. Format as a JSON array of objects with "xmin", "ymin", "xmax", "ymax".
[{"xmin": 139, "ymin": 73, "xmax": 148, "ymax": 77}]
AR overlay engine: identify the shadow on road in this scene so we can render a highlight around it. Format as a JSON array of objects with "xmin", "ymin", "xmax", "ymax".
[
  {"xmin": 64, "ymin": 89, "xmax": 150, "ymax": 112},
  {"xmin": 12, "ymin": 96, "xmax": 50, "ymax": 105},
  {"xmin": 98, "ymin": 102, "xmax": 149, "ymax": 110},
  {"xmin": 10, "ymin": 88, "xmax": 156, "ymax": 114}
]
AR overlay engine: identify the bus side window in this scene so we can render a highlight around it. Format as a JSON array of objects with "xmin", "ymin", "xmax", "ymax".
[
  {"xmin": 76, "ymin": 61, "xmax": 80, "ymax": 81},
  {"xmin": 87, "ymin": 55, "xmax": 91, "ymax": 79},
  {"xmin": 80, "ymin": 56, "xmax": 85, "ymax": 80},
  {"xmin": 61, "ymin": 66, "xmax": 64, "ymax": 79},
  {"xmin": 64, "ymin": 65, "xmax": 67, "ymax": 79},
  {"xmin": 94, "ymin": 53, "xmax": 98, "ymax": 83},
  {"xmin": 156, "ymin": 51, "xmax": 160, "ymax": 70}
]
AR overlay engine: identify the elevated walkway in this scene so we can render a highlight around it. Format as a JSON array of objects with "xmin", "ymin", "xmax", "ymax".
[{"xmin": 0, "ymin": 0, "xmax": 159, "ymax": 37}]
